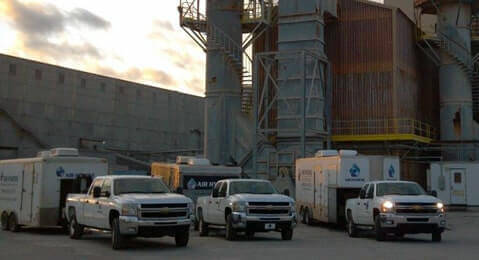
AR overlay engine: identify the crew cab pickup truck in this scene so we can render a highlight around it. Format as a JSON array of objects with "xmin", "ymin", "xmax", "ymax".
[
  {"xmin": 196, "ymin": 179, "xmax": 296, "ymax": 241},
  {"xmin": 345, "ymin": 181, "xmax": 446, "ymax": 242},
  {"xmin": 65, "ymin": 176, "xmax": 194, "ymax": 249}
]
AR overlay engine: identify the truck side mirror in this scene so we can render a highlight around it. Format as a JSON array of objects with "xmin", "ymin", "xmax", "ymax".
[
  {"xmin": 283, "ymin": 189, "xmax": 290, "ymax": 196},
  {"xmin": 359, "ymin": 190, "xmax": 366, "ymax": 199},
  {"xmin": 212, "ymin": 190, "xmax": 218, "ymax": 198},
  {"xmin": 429, "ymin": 190, "xmax": 438, "ymax": 197},
  {"xmin": 176, "ymin": 187, "xmax": 184, "ymax": 194},
  {"xmin": 93, "ymin": 187, "xmax": 101, "ymax": 198},
  {"xmin": 104, "ymin": 191, "xmax": 111, "ymax": 198}
]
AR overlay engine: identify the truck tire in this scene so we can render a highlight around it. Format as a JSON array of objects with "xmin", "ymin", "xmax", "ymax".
[
  {"xmin": 175, "ymin": 230, "xmax": 190, "ymax": 247},
  {"xmin": 69, "ymin": 216, "xmax": 83, "ymax": 239},
  {"xmin": 199, "ymin": 214, "xmax": 209, "ymax": 237},
  {"xmin": 246, "ymin": 230, "xmax": 255, "ymax": 240},
  {"xmin": 374, "ymin": 216, "xmax": 386, "ymax": 241},
  {"xmin": 347, "ymin": 213, "xmax": 359, "ymax": 238},
  {"xmin": 1, "ymin": 212, "xmax": 9, "ymax": 231},
  {"xmin": 432, "ymin": 231, "xmax": 442, "ymax": 242},
  {"xmin": 112, "ymin": 217, "xmax": 125, "ymax": 250},
  {"xmin": 194, "ymin": 220, "xmax": 199, "ymax": 231},
  {"xmin": 8, "ymin": 213, "xmax": 20, "ymax": 232},
  {"xmin": 225, "ymin": 214, "xmax": 237, "ymax": 241},
  {"xmin": 304, "ymin": 208, "xmax": 312, "ymax": 226},
  {"xmin": 281, "ymin": 228, "xmax": 293, "ymax": 241}
]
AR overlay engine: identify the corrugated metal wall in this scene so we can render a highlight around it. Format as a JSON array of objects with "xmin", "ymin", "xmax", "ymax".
[{"xmin": 327, "ymin": 0, "xmax": 394, "ymax": 122}]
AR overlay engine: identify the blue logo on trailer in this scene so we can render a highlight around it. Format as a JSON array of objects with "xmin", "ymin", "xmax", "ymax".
[
  {"xmin": 349, "ymin": 164, "xmax": 361, "ymax": 177},
  {"xmin": 187, "ymin": 178, "xmax": 198, "ymax": 190},
  {"xmin": 388, "ymin": 165, "xmax": 395, "ymax": 178},
  {"xmin": 56, "ymin": 166, "xmax": 65, "ymax": 177}
]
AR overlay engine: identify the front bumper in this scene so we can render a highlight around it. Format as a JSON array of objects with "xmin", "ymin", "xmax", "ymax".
[
  {"xmin": 119, "ymin": 215, "xmax": 193, "ymax": 237},
  {"xmin": 230, "ymin": 212, "xmax": 297, "ymax": 231},
  {"xmin": 379, "ymin": 213, "xmax": 446, "ymax": 234}
]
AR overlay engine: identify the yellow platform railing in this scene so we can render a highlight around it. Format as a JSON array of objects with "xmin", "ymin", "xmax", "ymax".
[{"xmin": 332, "ymin": 119, "xmax": 437, "ymax": 143}]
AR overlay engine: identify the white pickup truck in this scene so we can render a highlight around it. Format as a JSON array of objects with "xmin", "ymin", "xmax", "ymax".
[
  {"xmin": 345, "ymin": 181, "xmax": 446, "ymax": 242},
  {"xmin": 196, "ymin": 179, "xmax": 296, "ymax": 241},
  {"xmin": 65, "ymin": 176, "xmax": 194, "ymax": 249}
]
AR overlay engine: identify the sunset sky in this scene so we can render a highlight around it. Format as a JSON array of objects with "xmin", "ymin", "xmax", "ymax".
[{"xmin": 0, "ymin": 0, "xmax": 383, "ymax": 97}]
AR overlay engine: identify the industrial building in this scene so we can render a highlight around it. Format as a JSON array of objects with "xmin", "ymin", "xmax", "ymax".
[
  {"xmin": 0, "ymin": 54, "xmax": 204, "ymax": 173},
  {"xmin": 179, "ymin": 0, "xmax": 479, "ymax": 194}
]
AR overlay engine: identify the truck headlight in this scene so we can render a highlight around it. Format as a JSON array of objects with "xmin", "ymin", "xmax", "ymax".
[
  {"xmin": 290, "ymin": 202, "xmax": 296, "ymax": 213},
  {"xmin": 437, "ymin": 202, "xmax": 444, "ymax": 212},
  {"xmin": 121, "ymin": 204, "xmax": 138, "ymax": 216},
  {"xmin": 382, "ymin": 201, "xmax": 394, "ymax": 212},
  {"xmin": 232, "ymin": 201, "xmax": 246, "ymax": 212}
]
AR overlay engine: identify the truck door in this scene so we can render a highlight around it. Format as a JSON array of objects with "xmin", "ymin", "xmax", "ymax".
[
  {"xmin": 83, "ymin": 179, "xmax": 103, "ymax": 227},
  {"xmin": 96, "ymin": 178, "xmax": 112, "ymax": 229},
  {"xmin": 360, "ymin": 184, "xmax": 375, "ymax": 225},
  {"xmin": 450, "ymin": 169, "xmax": 466, "ymax": 205},
  {"xmin": 355, "ymin": 184, "xmax": 369, "ymax": 224},
  {"xmin": 212, "ymin": 182, "xmax": 228, "ymax": 225},
  {"xmin": 20, "ymin": 164, "xmax": 35, "ymax": 224},
  {"xmin": 206, "ymin": 182, "xmax": 222, "ymax": 223},
  {"xmin": 313, "ymin": 168, "xmax": 323, "ymax": 220}
]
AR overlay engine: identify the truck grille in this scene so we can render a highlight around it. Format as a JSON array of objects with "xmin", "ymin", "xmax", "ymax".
[
  {"xmin": 395, "ymin": 203, "xmax": 438, "ymax": 215},
  {"xmin": 141, "ymin": 203, "xmax": 187, "ymax": 208},
  {"xmin": 249, "ymin": 209, "xmax": 290, "ymax": 215},
  {"xmin": 139, "ymin": 203, "xmax": 189, "ymax": 220},
  {"xmin": 141, "ymin": 211, "xmax": 187, "ymax": 218},
  {"xmin": 248, "ymin": 202, "xmax": 290, "ymax": 207},
  {"xmin": 247, "ymin": 202, "xmax": 291, "ymax": 216}
]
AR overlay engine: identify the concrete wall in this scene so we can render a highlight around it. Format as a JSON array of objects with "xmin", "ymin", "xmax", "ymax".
[{"xmin": 0, "ymin": 54, "xmax": 204, "ymax": 171}]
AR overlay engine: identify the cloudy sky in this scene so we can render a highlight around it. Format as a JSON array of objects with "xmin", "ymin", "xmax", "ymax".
[
  {"xmin": 0, "ymin": 0, "xmax": 205, "ymax": 96},
  {"xmin": 0, "ymin": 0, "xmax": 385, "ymax": 97}
]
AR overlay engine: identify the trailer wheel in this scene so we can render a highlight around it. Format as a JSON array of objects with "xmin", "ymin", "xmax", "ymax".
[
  {"xmin": 1, "ymin": 211, "xmax": 9, "ymax": 231},
  {"xmin": 304, "ymin": 208, "xmax": 312, "ymax": 226},
  {"xmin": 8, "ymin": 213, "xmax": 20, "ymax": 232},
  {"xmin": 299, "ymin": 207, "xmax": 306, "ymax": 224}
]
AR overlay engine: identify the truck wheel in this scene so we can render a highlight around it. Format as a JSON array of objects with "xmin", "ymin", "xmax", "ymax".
[
  {"xmin": 347, "ymin": 214, "xmax": 358, "ymax": 238},
  {"xmin": 112, "ymin": 217, "xmax": 125, "ymax": 250},
  {"xmin": 69, "ymin": 217, "xmax": 83, "ymax": 239},
  {"xmin": 1, "ymin": 212, "xmax": 9, "ymax": 231},
  {"xmin": 281, "ymin": 228, "xmax": 293, "ymax": 241},
  {"xmin": 194, "ymin": 220, "xmax": 199, "ymax": 231},
  {"xmin": 8, "ymin": 213, "xmax": 20, "ymax": 232},
  {"xmin": 175, "ymin": 230, "xmax": 189, "ymax": 247},
  {"xmin": 374, "ymin": 216, "xmax": 386, "ymax": 241},
  {"xmin": 432, "ymin": 231, "xmax": 442, "ymax": 242},
  {"xmin": 225, "ymin": 214, "xmax": 237, "ymax": 241},
  {"xmin": 304, "ymin": 208, "xmax": 312, "ymax": 226},
  {"xmin": 199, "ymin": 215, "xmax": 209, "ymax": 237}
]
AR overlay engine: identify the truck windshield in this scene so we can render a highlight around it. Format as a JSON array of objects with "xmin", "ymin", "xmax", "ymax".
[
  {"xmin": 376, "ymin": 182, "xmax": 426, "ymax": 196},
  {"xmin": 229, "ymin": 181, "xmax": 277, "ymax": 195},
  {"xmin": 114, "ymin": 178, "xmax": 170, "ymax": 195}
]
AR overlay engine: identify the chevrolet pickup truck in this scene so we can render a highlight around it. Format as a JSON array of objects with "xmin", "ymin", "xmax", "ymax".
[
  {"xmin": 65, "ymin": 176, "xmax": 194, "ymax": 249},
  {"xmin": 345, "ymin": 181, "xmax": 446, "ymax": 242},
  {"xmin": 196, "ymin": 179, "xmax": 296, "ymax": 241}
]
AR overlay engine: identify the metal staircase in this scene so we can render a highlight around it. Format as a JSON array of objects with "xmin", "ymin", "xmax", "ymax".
[
  {"xmin": 179, "ymin": 0, "xmax": 274, "ymax": 114},
  {"xmin": 416, "ymin": 1, "xmax": 479, "ymax": 120}
]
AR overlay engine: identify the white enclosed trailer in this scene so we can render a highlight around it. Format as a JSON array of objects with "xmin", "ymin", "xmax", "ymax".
[
  {"xmin": 295, "ymin": 150, "xmax": 400, "ymax": 225},
  {"xmin": 0, "ymin": 148, "xmax": 108, "ymax": 231},
  {"xmin": 428, "ymin": 162, "xmax": 479, "ymax": 206}
]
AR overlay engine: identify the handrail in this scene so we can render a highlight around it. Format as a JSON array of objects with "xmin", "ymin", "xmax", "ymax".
[{"xmin": 332, "ymin": 119, "xmax": 437, "ymax": 140}]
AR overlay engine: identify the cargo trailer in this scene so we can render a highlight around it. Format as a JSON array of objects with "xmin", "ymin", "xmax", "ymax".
[
  {"xmin": 0, "ymin": 148, "xmax": 108, "ymax": 231},
  {"xmin": 295, "ymin": 150, "xmax": 400, "ymax": 225}
]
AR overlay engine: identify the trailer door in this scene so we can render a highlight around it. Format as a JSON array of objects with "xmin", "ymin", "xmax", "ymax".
[
  {"xmin": 450, "ymin": 169, "xmax": 466, "ymax": 205},
  {"xmin": 20, "ymin": 164, "xmax": 35, "ymax": 224}
]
